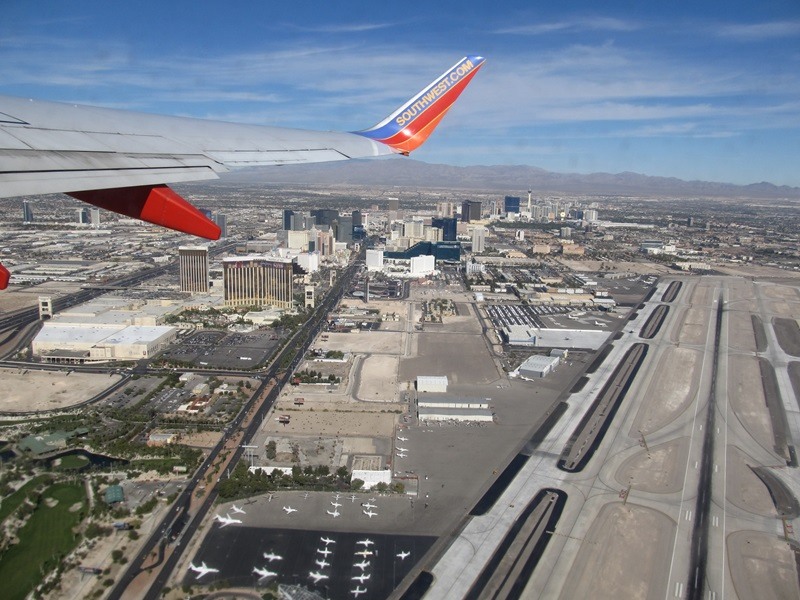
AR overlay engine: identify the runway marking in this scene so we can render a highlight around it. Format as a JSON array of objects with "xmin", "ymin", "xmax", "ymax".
[
  {"xmin": 675, "ymin": 581, "xmax": 683, "ymax": 597},
  {"xmin": 714, "ymin": 464, "xmax": 718, "ymax": 473},
  {"xmin": 712, "ymin": 515, "xmax": 719, "ymax": 528},
  {"xmin": 685, "ymin": 510, "xmax": 693, "ymax": 521},
  {"xmin": 694, "ymin": 461, "xmax": 698, "ymax": 469}
]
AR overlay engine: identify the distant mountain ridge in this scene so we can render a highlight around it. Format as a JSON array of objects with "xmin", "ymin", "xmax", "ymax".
[{"xmin": 220, "ymin": 158, "xmax": 800, "ymax": 199}]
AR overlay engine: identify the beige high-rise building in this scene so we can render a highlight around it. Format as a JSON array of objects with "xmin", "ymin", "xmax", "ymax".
[
  {"xmin": 178, "ymin": 246, "xmax": 209, "ymax": 293},
  {"xmin": 223, "ymin": 256, "xmax": 294, "ymax": 308}
]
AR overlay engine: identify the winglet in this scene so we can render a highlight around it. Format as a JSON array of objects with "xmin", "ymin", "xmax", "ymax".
[
  {"xmin": 356, "ymin": 55, "xmax": 485, "ymax": 154},
  {"xmin": 0, "ymin": 263, "xmax": 9, "ymax": 290}
]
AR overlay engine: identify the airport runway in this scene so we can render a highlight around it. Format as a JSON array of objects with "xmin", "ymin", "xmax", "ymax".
[{"xmin": 425, "ymin": 276, "xmax": 800, "ymax": 600}]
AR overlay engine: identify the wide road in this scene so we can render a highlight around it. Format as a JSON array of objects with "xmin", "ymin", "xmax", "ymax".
[{"xmin": 107, "ymin": 258, "xmax": 359, "ymax": 600}]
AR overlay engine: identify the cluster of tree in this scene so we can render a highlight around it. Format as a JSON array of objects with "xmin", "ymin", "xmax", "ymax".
[
  {"xmin": 291, "ymin": 369, "xmax": 339, "ymax": 385},
  {"xmin": 217, "ymin": 463, "xmax": 358, "ymax": 500}
]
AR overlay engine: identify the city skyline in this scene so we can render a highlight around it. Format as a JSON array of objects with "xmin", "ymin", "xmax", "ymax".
[{"xmin": 1, "ymin": 2, "xmax": 799, "ymax": 186}]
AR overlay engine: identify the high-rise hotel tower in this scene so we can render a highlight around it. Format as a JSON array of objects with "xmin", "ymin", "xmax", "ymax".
[
  {"xmin": 223, "ymin": 256, "xmax": 295, "ymax": 309},
  {"xmin": 178, "ymin": 246, "xmax": 210, "ymax": 293}
]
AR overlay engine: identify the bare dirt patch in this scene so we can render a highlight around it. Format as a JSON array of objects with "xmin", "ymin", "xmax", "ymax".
[
  {"xmin": 615, "ymin": 438, "xmax": 690, "ymax": 493},
  {"xmin": 357, "ymin": 354, "xmax": 400, "ymax": 402},
  {"xmin": 728, "ymin": 305, "xmax": 758, "ymax": 352},
  {"xmin": 678, "ymin": 306, "xmax": 711, "ymax": 345},
  {"xmin": 632, "ymin": 346, "xmax": 701, "ymax": 435},
  {"xmin": 726, "ymin": 445, "xmax": 777, "ymax": 517},
  {"xmin": 728, "ymin": 530, "xmax": 800, "ymax": 600},
  {"xmin": 316, "ymin": 331, "xmax": 403, "ymax": 354},
  {"xmin": 0, "ymin": 368, "xmax": 122, "ymax": 412},
  {"xmin": 558, "ymin": 502, "xmax": 674, "ymax": 600},
  {"xmin": 773, "ymin": 317, "xmax": 800, "ymax": 357},
  {"xmin": 729, "ymin": 355, "xmax": 777, "ymax": 457},
  {"xmin": 180, "ymin": 431, "xmax": 222, "ymax": 449}
]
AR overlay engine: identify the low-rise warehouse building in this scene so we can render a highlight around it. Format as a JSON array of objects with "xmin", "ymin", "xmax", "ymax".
[
  {"xmin": 33, "ymin": 323, "xmax": 177, "ymax": 363},
  {"xmin": 417, "ymin": 396, "xmax": 490, "ymax": 410},
  {"xmin": 418, "ymin": 407, "xmax": 494, "ymax": 422},
  {"xmin": 517, "ymin": 355, "xmax": 560, "ymax": 379},
  {"xmin": 417, "ymin": 375, "xmax": 448, "ymax": 393}
]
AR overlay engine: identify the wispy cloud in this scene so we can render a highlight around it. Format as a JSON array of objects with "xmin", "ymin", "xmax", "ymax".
[
  {"xmin": 716, "ymin": 20, "xmax": 800, "ymax": 40},
  {"xmin": 494, "ymin": 17, "xmax": 640, "ymax": 35},
  {"xmin": 283, "ymin": 22, "xmax": 396, "ymax": 34}
]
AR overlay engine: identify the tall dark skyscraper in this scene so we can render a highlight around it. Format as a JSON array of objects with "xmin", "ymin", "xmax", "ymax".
[
  {"xmin": 504, "ymin": 196, "xmax": 521, "ymax": 214},
  {"xmin": 283, "ymin": 209, "xmax": 295, "ymax": 231},
  {"xmin": 22, "ymin": 200, "xmax": 33, "ymax": 224},
  {"xmin": 212, "ymin": 212, "xmax": 227, "ymax": 238},
  {"xmin": 312, "ymin": 209, "xmax": 339, "ymax": 227},
  {"xmin": 432, "ymin": 217, "xmax": 457, "ymax": 241},
  {"xmin": 461, "ymin": 200, "xmax": 482, "ymax": 222}
]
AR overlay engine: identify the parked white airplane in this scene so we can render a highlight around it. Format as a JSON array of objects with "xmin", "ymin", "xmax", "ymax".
[
  {"xmin": 333, "ymin": 492, "xmax": 342, "ymax": 500},
  {"xmin": 397, "ymin": 452, "xmax": 408, "ymax": 459},
  {"xmin": 362, "ymin": 502, "xmax": 377, "ymax": 510},
  {"xmin": 355, "ymin": 549, "xmax": 374, "ymax": 557},
  {"xmin": 253, "ymin": 566, "xmax": 277, "ymax": 580},
  {"xmin": 331, "ymin": 501, "xmax": 342, "ymax": 508},
  {"xmin": 362, "ymin": 509, "xmax": 377, "ymax": 518},
  {"xmin": 327, "ymin": 509, "xmax": 341, "ymax": 518},
  {"xmin": 262, "ymin": 552, "xmax": 283, "ymax": 562},
  {"xmin": 351, "ymin": 586, "xmax": 368, "ymax": 597},
  {"xmin": 397, "ymin": 447, "xmax": 409, "ymax": 453},
  {"xmin": 354, "ymin": 560, "xmax": 371, "ymax": 571},
  {"xmin": 308, "ymin": 571, "xmax": 329, "ymax": 584},
  {"xmin": 188, "ymin": 562, "xmax": 219, "ymax": 579},
  {"xmin": 303, "ymin": 492, "xmax": 310, "ymax": 500},
  {"xmin": 397, "ymin": 551, "xmax": 411, "ymax": 560},
  {"xmin": 282, "ymin": 506, "xmax": 297, "ymax": 514},
  {"xmin": 398, "ymin": 436, "xmax": 408, "ymax": 441},
  {"xmin": 320, "ymin": 536, "xmax": 336, "ymax": 545},
  {"xmin": 315, "ymin": 558, "xmax": 330, "ymax": 569},
  {"xmin": 595, "ymin": 321, "xmax": 604, "ymax": 326},
  {"xmin": 349, "ymin": 494, "xmax": 358, "ymax": 502},
  {"xmin": 352, "ymin": 573, "xmax": 371, "ymax": 584},
  {"xmin": 356, "ymin": 539, "xmax": 375, "ymax": 547},
  {"xmin": 267, "ymin": 493, "xmax": 274, "ymax": 502},
  {"xmin": 214, "ymin": 513, "xmax": 242, "ymax": 527},
  {"xmin": 230, "ymin": 504, "xmax": 246, "ymax": 515},
  {"xmin": 317, "ymin": 547, "xmax": 333, "ymax": 557}
]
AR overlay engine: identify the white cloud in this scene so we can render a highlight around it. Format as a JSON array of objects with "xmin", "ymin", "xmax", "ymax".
[
  {"xmin": 716, "ymin": 20, "xmax": 800, "ymax": 40},
  {"xmin": 494, "ymin": 17, "xmax": 640, "ymax": 35}
]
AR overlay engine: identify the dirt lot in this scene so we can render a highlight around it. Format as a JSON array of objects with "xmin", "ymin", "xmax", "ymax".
[
  {"xmin": 558, "ymin": 502, "xmax": 674, "ymax": 600},
  {"xmin": 725, "ymin": 445, "xmax": 776, "ymax": 517},
  {"xmin": 615, "ymin": 437, "xmax": 690, "ymax": 493},
  {"xmin": 728, "ymin": 355, "xmax": 776, "ymax": 457},
  {"xmin": 0, "ymin": 368, "xmax": 122, "ymax": 412},
  {"xmin": 632, "ymin": 346, "xmax": 701, "ymax": 435},
  {"xmin": 727, "ymin": 530, "xmax": 800, "ymax": 600}
]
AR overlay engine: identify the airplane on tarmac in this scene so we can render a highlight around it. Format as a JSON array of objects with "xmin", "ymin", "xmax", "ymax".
[
  {"xmin": 331, "ymin": 500, "xmax": 342, "ymax": 508},
  {"xmin": 398, "ymin": 436, "xmax": 409, "ymax": 442},
  {"xmin": 188, "ymin": 562, "xmax": 219, "ymax": 579},
  {"xmin": 320, "ymin": 537, "xmax": 336, "ymax": 545},
  {"xmin": 397, "ymin": 447, "xmax": 409, "ymax": 453},
  {"xmin": 363, "ymin": 509, "xmax": 378, "ymax": 518},
  {"xmin": 253, "ymin": 566, "xmax": 278, "ymax": 580},
  {"xmin": 0, "ymin": 56, "xmax": 485, "ymax": 290},
  {"xmin": 355, "ymin": 549, "xmax": 374, "ymax": 558},
  {"xmin": 362, "ymin": 502, "xmax": 377, "ymax": 510},
  {"xmin": 333, "ymin": 492, "xmax": 342, "ymax": 500},
  {"xmin": 356, "ymin": 539, "xmax": 375, "ymax": 547},
  {"xmin": 397, "ymin": 452, "xmax": 408, "ymax": 459},
  {"xmin": 352, "ymin": 587, "xmax": 368, "ymax": 598},
  {"xmin": 352, "ymin": 573, "xmax": 371, "ymax": 584},
  {"xmin": 230, "ymin": 504, "xmax": 246, "ymax": 515},
  {"xmin": 214, "ymin": 513, "xmax": 242, "ymax": 527},
  {"xmin": 397, "ymin": 551, "xmax": 411, "ymax": 560},
  {"xmin": 308, "ymin": 571, "xmax": 329, "ymax": 584},
  {"xmin": 349, "ymin": 494, "xmax": 359, "ymax": 503},
  {"xmin": 327, "ymin": 509, "xmax": 341, "ymax": 518},
  {"xmin": 317, "ymin": 547, "xmax": 333, "ymax": 558},
  {"xmin": 282, "ymin": 506, "xmax": 297, "ymax": 514},
  {"xmin": 267, "ymin": 493, "xmax": 274, "ymax": 502},
  {"xmin": 354, "ymin": 560, "xmax": 371, "ymax": 571},
  {"xmin": 315, "ymin": 559, "xmax": 330, "ymax": 569},
  {"xmin": 262, "ymin": 552, "xmax": 283, "ymax": 562},
  {"xmin": 303, "ymin": 492, "xmax": 310, "ymax": 500}
]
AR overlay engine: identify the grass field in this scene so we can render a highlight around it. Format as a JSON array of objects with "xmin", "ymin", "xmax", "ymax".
[
  {"xmin": 0, "ymin": 482, "xmax": 87, "ymax": 600},
  {"xmin": 53, "ymin": 454, "xmax": 90, "ymax": 471},
  {"xmin": 0, "ymin": 474, "xmax": 51, "ymax": 523}
]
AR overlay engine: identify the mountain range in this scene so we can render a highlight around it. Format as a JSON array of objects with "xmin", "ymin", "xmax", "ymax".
[{"xmin": 219, "ymin": 158, "xmax": 800, "ymax": 199}]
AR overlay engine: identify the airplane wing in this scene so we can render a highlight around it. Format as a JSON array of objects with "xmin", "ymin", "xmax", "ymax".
[{"xmin": 0, "ymin": 55, "xmax": 484, "ymax": 235}]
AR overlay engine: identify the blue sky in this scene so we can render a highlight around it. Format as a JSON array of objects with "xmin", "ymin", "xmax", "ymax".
[{"xmin": 2, "ymin": 1, "xmax": 799, "ymax": 186}]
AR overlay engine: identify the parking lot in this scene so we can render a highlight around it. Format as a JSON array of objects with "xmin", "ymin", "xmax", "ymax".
[
  {"xmin": 160, "ymin": 330, "xmax": 280, "ymax": 369},
  {"xmin": 486, "ymin": 303, "xmax": 572, "ymax": 330}
]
